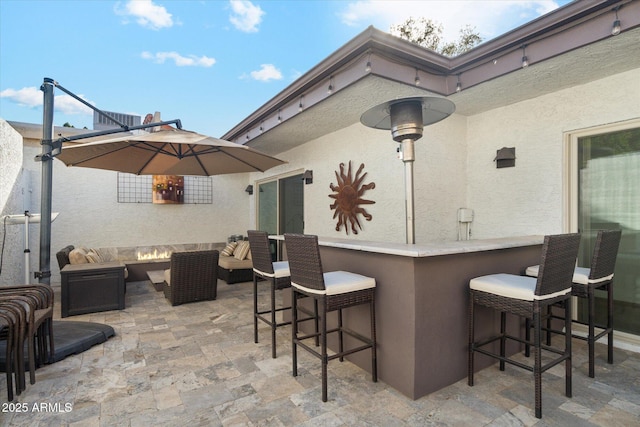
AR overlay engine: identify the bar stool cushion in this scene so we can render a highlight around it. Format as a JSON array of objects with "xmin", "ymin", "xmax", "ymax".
[
  {"xmin": 253, "ymin": 261, "xmax": 290, "ymax": 278},
  {"xmin": 292, "ymin": 270, "xmax": 375, "ymax": 296},
  {"xmin": 525, "ymin": 265, "xmax": 613, "ymax": 285},
  {"xmin": 470, "ymin": 273, "xmax": 570, "ymax": 301}
]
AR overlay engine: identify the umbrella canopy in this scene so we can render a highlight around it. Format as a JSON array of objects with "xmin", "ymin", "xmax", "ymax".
[{"xmin": 55, "ymin": 127, "xmax": 286, "ymax": 176}]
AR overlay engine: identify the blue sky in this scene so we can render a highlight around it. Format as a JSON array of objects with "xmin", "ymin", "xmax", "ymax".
[{"xmin": 1, "ymin": 0, "xmax": 572, "ymax": 138}]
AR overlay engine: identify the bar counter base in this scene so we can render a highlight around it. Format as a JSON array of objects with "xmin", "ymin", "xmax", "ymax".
[{"xmin": 283, "ymin": 237, "xmax": 543, "ymax": 400}]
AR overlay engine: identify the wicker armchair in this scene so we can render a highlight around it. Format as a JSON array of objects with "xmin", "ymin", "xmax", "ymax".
[{"xmin": 163, "ymin": 250, "xmax": 219, "ymax": 306}]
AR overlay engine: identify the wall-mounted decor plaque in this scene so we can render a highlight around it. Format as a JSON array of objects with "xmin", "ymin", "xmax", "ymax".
[
  {"xmin": 329, "ymin": 161, "xmax": 375, "ymax": 235},
  {"xmin": 153, "ymin": 175, "xmax": 184, "ymax": 204}
]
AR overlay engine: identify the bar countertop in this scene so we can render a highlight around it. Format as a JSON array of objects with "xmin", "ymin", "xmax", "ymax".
[{"xmin": 272, "ymin": 234, "xmax": 544, "ymax": 258}]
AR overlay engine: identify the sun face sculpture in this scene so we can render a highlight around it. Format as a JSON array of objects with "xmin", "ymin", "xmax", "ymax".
[{"xmin": 329, "ymin": 161, "xmax": 376, "ymax": 235}]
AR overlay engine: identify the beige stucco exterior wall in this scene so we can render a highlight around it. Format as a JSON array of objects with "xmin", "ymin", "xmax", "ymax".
[
  {"xmin": 0, "ymin": 119, "xmax": 27, "ymax": 285},
  {"xmin": 246, "ymin": 68, "xmax": 638, "ymax": 245},
  {"xmin": 247, "ymin": 112, "xmax": 467, "ymax": 244},
  {"xmin": 10, "ymin": 136, "xmax": 252, "ymax": 284},
  {"xmin": 466, "ymin": 68, "xmax": 640, "ymax": 239}
]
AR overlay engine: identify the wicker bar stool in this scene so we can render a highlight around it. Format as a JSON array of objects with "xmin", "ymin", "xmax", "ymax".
[
  {"xmin": 525, "ymin": 229, "xmax": 621, "ymax": 378},
  {"xmin": 0, "ymin": 284, "xmax": 55, "ymax": 366},
  {"xmin": 0, "ymin": 300, "xmax": 28, "ymax": 398},
  {"xmin": 247, "ymin": 230, "xmax": 294, "ymax": 358},
  {"xmin": 284, "ymin": 233, "xmax": 377, "ymax": 402},
  {"xmin": 0, "ymin": 309, "xmax": 18, "ymax": 401},
  {"xmin": 468, "ymin": 233, "xmax": 581, "ymax": 419}
]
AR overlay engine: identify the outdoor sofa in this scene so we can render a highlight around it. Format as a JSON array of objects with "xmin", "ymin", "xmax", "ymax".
[{"xmin": 56, "ymin": 243, "xmax": 253, "ymax": 285}]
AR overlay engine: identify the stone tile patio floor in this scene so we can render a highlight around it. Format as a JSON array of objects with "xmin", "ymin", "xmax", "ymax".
[{"xmin": 2, "ymin": 279, "xmax": 639, "ymax": 426}]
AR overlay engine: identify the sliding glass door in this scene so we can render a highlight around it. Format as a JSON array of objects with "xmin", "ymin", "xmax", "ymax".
[
  {"xmin": 575, "ymin": 126, "xmax": 640, "ymax": 336},
  {"xmin": 257, "ymin": 173, "xmax": 304, "ymax": 259}
]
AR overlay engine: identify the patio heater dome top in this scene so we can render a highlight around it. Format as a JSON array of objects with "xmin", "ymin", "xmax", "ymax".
[{"xmin": 360, "ymin": 96, "xmax": 456, "ymax": 142}]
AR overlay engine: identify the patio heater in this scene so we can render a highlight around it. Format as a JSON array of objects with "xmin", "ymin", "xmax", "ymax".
[{"xmin": 360, "ymin": 97, "xmax": 455, "ymax": 244}]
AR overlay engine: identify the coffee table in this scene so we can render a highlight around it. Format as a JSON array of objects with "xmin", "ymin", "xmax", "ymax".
[{"xmin": 146, "ymin": 269, "xmax": 166, "ymax": 291}]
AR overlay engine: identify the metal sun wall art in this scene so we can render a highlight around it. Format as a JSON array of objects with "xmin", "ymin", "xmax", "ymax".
[{"xmin": 329, "ymin": 161, "xmax": 376, "ymax": 235}]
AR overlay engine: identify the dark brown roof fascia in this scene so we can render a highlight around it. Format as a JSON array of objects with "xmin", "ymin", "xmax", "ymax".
[
  {"xmin": 221, "ymin": 26, "xmax": 449, "ymax": 141},
  {"xmin": 222, "ymin": 0, "xmax": 632, "ymax": 142},
  {"xmin": 449, "ymin": 0, "xmax": 625, "ymax": 72}
]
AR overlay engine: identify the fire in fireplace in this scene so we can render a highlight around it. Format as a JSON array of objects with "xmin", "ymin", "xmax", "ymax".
[{"xmin": 136, "ymin": 249, "xmax": 172, "ymax": 261}]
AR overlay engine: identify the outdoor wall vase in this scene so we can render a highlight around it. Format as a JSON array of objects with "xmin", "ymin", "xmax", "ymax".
[{"xmin": 329, "ymin": 161, "xmax": 375, "ymax": 235}]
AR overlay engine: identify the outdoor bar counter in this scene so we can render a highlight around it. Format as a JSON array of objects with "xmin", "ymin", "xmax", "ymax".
[{"xmin": 278, "ymin": 234, "xmax": 545, "ymax": 400}]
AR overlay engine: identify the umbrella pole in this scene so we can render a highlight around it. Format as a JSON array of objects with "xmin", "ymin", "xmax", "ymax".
[{"xmin": 38, "ymin": 78, "xmax": 55, "ymax": 284}]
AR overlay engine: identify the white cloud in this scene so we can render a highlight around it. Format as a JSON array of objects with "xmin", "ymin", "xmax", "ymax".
[
  {"xmin": 55, "ymin": 94, "xmax": 95, "ymax": 115},
  {"xmin": 338, "ymin": 1, "xmax": 563, "ymax": 43},
  {"xmin": 229, "ymin": 0, "xmax": 264, "ymax": 33},
  {"xmin": 115, "ymin": 0, "xmax": 173, "ymax": 30},
  {"xmin": 141, "ymin": 51, "xmax": 216, "ymax": 67},
  {"xmin": 0, "ymin": 87, "xmax": 42, "ymax": 107},
  {"xmin": 1, "ymin": 86, "xmax": 93, "ymax": 115},
  {"xmin": 250, "ymin": 64, "xmax": 282, "ymax": 82}
]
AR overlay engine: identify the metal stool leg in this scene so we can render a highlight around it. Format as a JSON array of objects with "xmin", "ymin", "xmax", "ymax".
[
  {"xmin": 588, "ymin": 286, "xmax": 596, "ymax": 378},
  {"xmin": 468, "ymin": 296, "xmax": 475, "ymax": 386},
  {"xmin": 534, "ymin": 310, "xmax": 542, "ymax": 419},
  {"xmin": 270, "ymin": 279, "xmax": 277, "ymax": 359},
  {"xmin": 565, "ymin": 300, "xmax": 572, "ymax": 398},
  {"xmin": 338, "ymin": 309, "xmax": 344, "ymax": 362},
  {"xmin": 607, "ymin": 281, "xmax": 614, "ymax": 364},
  {"xmin": 292, "ymin": 289, "xmax": 299, "ymax": 377},
  {"xmin": 253, "ymin": 275, "xmax": 259, "ymax": 344},
  {"xmin": 371, "ymin": 297, "xmax": 377, "ymax": 382},
  {"xmin": 321, "ymin": 301, "xmax": 328, "ymax": 402}
]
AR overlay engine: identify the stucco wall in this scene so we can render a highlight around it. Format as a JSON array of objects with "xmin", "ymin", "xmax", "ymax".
[
  {"xmin": 17, "ymin": 138, "xmax": 251, "ymax": 284},
  {"xmin": 467, "ymin": 68, "xmax": 640, "ymax": 239},
  {"xmin": 0, "ymin": 119, "xmax": 27, "ymax": 285},
  {"xmin": 252, "ymin": 114, "xmax": 467, "ymax": 244},
  {"xmin": 246, "ymin": 69, "xmax": 638, "ymax": 245}
]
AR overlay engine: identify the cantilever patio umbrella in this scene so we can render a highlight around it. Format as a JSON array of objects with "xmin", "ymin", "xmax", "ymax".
[{"xmin": 55, "ymin": 127, "xmax": 286, "ymax": 176}]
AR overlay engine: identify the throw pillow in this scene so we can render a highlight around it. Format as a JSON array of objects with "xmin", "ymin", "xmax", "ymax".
[
  {"xmin": 97, "ymin": 247, "xmax": 117, "ymax": 262},
  {"xmin": 69, "ymin": 248, "xmax": 89, "ymax": 264},
  {"xmin": 221, "ymin": 242, "xmax": 238, "ymax": 257},
  {"xmin": 234, "ymin": 241, "xmax": 250, "ymax": 260},
  {"xmin": 86, "ymin": 248, "xmax": 103, "ymax": 263}
]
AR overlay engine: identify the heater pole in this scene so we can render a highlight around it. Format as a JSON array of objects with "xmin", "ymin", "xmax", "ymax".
[
  {"xmin": 402, "ymin": 139, "xmax": 416, "ymax": 244},
  {"xmin": 361, "ymin": 96, "xmax": 455, "ymax": 246}
]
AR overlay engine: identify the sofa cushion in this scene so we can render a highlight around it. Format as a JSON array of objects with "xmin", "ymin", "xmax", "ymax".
[
  {"xmin": 69, "ymin": 247, "xmax": 89, "ymax": 264},
  {"xmin": 221, "ymin": 242, "xmax": 237, "ymax": 257},
  {"xmin": 96, "ymin": 247, "xmax": 117, "ymax": 262},
  {"xmin": 233, "ymin": 241, "xmax": 251, "ymax": 260},
  {"xmin": 86, "ymin": 248, "xmax": 103, "ymax": 263},
  {"xmin": 218, "ymin": 255, "xmax": 253, "ymax": 270}
]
